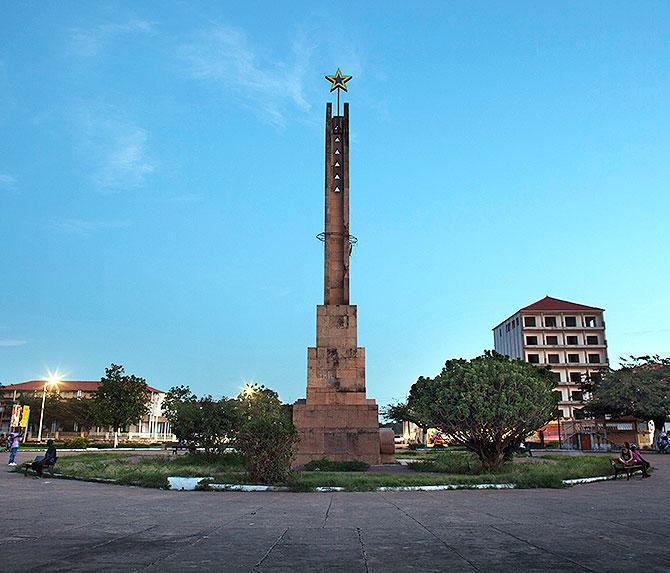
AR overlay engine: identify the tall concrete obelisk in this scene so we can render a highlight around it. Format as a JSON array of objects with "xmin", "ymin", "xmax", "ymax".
[{"xmin": 293, "ymin": 70, "xmax": 394, "ymax": 466}]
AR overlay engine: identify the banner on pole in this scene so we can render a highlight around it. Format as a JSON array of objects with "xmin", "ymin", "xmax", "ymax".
[
  {"xmin": 20, "ymin": 405, "xmax": 30, "ymax": 428},
  {"xmin": 10, "ymin": 404, "xmax": 22, "ymax": 427}
]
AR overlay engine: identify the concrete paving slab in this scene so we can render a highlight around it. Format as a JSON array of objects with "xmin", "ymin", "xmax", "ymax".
[{"xmin": 1, "ymin": 451, "xmax": 668, "ymax": 572}]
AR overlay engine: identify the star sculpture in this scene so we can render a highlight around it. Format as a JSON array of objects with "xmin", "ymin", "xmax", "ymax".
[{"xmin": 325, "ymin": 68, "xmax": 353, "ymax": 92}]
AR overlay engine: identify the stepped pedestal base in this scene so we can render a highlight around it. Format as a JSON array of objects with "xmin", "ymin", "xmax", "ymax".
[{"xmin": 293, "ymin": 401, "xmax": 383, "ymax": 466}]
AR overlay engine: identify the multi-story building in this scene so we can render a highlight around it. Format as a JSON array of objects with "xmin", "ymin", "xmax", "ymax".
[
  {"xmin": 0, "ymin": 380, "xmax": 173, "ymax": 441},
  {"xmin": 493, "ymin": 296, "xmax": 609, "ymax": 419}
]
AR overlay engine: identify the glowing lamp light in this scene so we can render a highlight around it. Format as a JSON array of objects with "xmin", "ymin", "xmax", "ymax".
[
  {"xmin": 45, "ymin": 369, "xmax": 63, "ymax": 389},
  {"xmin": 241, "ymin": 383, "xmax": 256, "ymax": 399}
]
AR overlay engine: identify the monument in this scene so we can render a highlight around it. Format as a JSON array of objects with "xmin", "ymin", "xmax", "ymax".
[{"xmin": 293, "ymin": 70, "xmax": 395, "ymax": 466}]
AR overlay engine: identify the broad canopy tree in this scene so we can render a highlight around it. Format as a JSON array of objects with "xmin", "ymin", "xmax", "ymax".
[
  {"xmin": 162, "ymin": 385, "xmax": 240, "ymax": 453},
  {"xmin": 95, "ymin": 364, "xmax": 150, "ymax": 447},
  {"xmin": 584, "ymin": 355, "xmax": 670, "ymax": 448},
  {"xmin": 389, "ymin": 351, "xmax": 558, "ymax": 470}
]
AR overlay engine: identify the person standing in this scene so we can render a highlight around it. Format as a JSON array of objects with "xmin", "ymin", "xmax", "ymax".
[{"xmin": 7, "ymin": 429, "xmax": 22, "ymax": 466}]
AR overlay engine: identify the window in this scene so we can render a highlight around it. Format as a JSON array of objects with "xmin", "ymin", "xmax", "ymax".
[
  {"xmin": 586, "ymin": 335, "xmax": 598, "ymax": 345},
  {"xmin": 527, "ymin": 354, "xmax": 540, "ymax": 364},
  {"xmin": 566, "ymin": 336, "xmax": 579, "ymax": 345},
  {"xmin": 526, "ymin": 335, "xmax": 538, "ymax": 345},
  {"xmin": 544, "ymin": 316, "xmax": 557, "ymax": 327},
  {"xmin": 570, "ymin": 372, "xmax": 582, "ymax": 383},
  {"xmin": 506, "ymin": 323, "xmax": 510, "ymax": 332},
  {"xmin": 552, "ymin": 372, "xmax": 562, "ymax": 383},
  {"xmin": 547, "ymin": 354, "xmax": 560, "ymax": 364},
  {"xmin": 524, "ymin": 316, "xmax": 536, "ymax": 327},
  {"xmin": 557, "ymin": 408, "xmax": 565, "ymax": 419},
  {"xmin": 565, "ymin": 316, "xmax": 577, "ymax": 327},
  {"xmin": 571, "ymin": 391, "xmax": 583, "ymax": 402},
  {"xmin": 585, "ymin": 316, "xmax": 597, "ymax": 327},
  {"xmin": 568, "ymin": 353, "xmax": 580, "ymax": 363},
  {"xmin": 588, "ymin": 354, "xmax": 601, "ymax": 364},
  {"xmin": 554, "ymin": 390, "xmax": 564, "ymax": 401},
  {"xmin": 546, "ymin": 335, "xmax": 558, "ymax": 345},
  {"xmin": 574, "ymin": 408, "xmax": 586, "ymax": 420},
  {"xmin": 590, "ymin": 372, "xmax": 602, "ymax": 383}
]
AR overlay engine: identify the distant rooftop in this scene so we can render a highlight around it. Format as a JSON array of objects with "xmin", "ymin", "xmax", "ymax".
[
  {"xmin": 520, "ymin": 296, "xmax": 604, "ymax": 313},
  {"xmin": 1, "ymin": 380, "xmax": 163, "ymax": 394},
  {"xmin": 493, "ymin": 296, "xmax": 604, "ymax": 329}
]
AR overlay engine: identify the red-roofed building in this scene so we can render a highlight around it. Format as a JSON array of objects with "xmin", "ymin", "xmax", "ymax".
[
  {"xmin": 493, "ymin": 296, "xmax": 610, "ymax": 449},
  {"xmin": 0, "ymin": 380, "xmax": 173, "ymax": 442}
]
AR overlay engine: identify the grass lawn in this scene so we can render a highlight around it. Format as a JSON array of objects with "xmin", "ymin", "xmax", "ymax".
[{"xmin": 44, "ymin": 451, "xmax": 618, "ymax": 491}]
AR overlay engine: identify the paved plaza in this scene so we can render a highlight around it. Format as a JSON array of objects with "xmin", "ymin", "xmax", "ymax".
[{"xmin": 1, "ymin": 451, "xmax": 669, "ymax": 572}]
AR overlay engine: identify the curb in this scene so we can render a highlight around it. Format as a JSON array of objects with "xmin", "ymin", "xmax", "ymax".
[
  {"xmin": 199, "ymin": 475, "xmax": 626, "ymax": 492},
  {"xmin": 14, "ymin": 469, "xmax": 626, "ymax": 492},
  {"xmin": 208, "ymin": 484, "xmax": 290, "ymax": 492},
  {"xmin": 378, "ymin": 483, "xmax": 516, "ymax": 491}
]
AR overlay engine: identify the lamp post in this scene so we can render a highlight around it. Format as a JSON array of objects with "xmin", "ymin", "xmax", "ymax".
[{"xmin": 37, "ymin": 373, "xmax": 60, "ymax": 442}]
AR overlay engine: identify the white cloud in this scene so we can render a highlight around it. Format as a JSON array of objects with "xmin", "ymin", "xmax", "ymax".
[
  {"xmin": 94, "ymin": 126, "xmax": 154, "ymax": 190},
  {"xmin": 0, "ymin": 173, "xmax": 17, "ymax": 190},
  {"xmin": 51, "ymin": 218, "xmax": 132, "ymax": 237},
  {"xmin": 69, "ymin": 19, "xmax": 154, "ymax": 57},
  {"xmin": 77, "ymin": 108, "xmax": 155, "ymax": 192},
  {"xmin": 0, "ymin": 339, "xmax": 27, "ymax": 347},
  {"xmin": 179, "ymin": 24, "xmax": 312, "ymax": 127}
]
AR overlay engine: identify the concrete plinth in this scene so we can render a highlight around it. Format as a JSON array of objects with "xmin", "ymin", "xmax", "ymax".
[{"xmin": 293, "ymin": 401, "xmax": 382, "ymax": 466}]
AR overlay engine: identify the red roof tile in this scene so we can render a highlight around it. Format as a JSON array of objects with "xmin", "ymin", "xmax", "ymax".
[
  {"xmin": 520, "ymin": 296, "xmax": 604, "ymax": 313},
  {"xmin": 1, "ymin": 380, "xmax": 163, "ymax": 393}
]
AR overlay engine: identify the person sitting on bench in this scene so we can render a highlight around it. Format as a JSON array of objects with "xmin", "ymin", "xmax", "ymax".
[
  {"xmin": 617, "ymin": 445, "xmax": 634, "ymax": 466},
  {"xmin": 630, "ymin": 444, "xmax": 650, "ymax": 478},
  {"xmin": 31, "ymin": 439, "xmax": 57, "ymax": 477}
]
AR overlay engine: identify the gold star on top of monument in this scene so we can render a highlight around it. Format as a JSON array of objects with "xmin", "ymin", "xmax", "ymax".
[{"xmin": 325, "ymin": 68, "xmax": 352, "ymax": 92}]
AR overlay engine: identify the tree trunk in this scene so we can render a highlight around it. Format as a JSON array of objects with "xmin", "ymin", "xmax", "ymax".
[{"xmin": 113, "ymin": 429, "xmax": 119, "ymax": 448}]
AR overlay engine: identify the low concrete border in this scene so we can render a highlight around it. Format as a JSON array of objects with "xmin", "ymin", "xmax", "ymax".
[
  {"xmin": 15, "ymin": 469, "xmax": 628, "ymax": 492},
  {"xmin": 208, "ymin": 484, "xmax": 290, "ymax": 492}
]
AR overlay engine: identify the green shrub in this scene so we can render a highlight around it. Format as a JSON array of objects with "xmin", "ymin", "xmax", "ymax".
[
  {"xmin": 172, "ymin": 451, "xmax": 243, "ymax": 468},
  {"xmin": 237, "ymin": 414, "xmax": 299, "ymax": 483},
  {"xmin": 303, "ymin": 458, "xmax": 369, "ymax": 472},
  {"xmin": 408, "ymin": 452, "xmax": 483, "ymax": 475},
  {"xmin": 65, "ymin": 437, "xmax": 90, "ymax": 449}
]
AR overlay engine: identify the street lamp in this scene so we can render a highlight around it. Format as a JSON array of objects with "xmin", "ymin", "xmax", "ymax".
[
  {"xmin": 37, "ymin": 371, "xmax": 61, "ymax": 442},
  {"xmin": 241, "ymin": 383, "xmax": 256, "ymax": 399}
]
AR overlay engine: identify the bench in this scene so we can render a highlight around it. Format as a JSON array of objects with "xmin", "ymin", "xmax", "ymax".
[
  {"xmin": 21, "ymin": 457, "xmax": 57, "ymax": 478},
  {"xmin": 164, "ymin": 442, "xmax": 197, "ymax": 455},
  {"xmin": 610, "ymin": 459, "xmax": 644, "ymax": 480}
]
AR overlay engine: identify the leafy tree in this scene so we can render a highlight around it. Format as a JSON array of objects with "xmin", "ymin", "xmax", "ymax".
[
  {"xmin": 237, "ymin": 413, "xmax": 299, "ymax": 483},
  {"xmin": 237, "ymin": 384, "xmax": 283, "ymax": 420},
  {"xmin": 162, "ymin": 385, "xmax": 199, "ymax": 441},
  {"xmin": 63, "ymin": 398, "xmax": 98, "ymax": 434},
  {"xmin": 584, "ymin": 355, "xmax": 670, "ymax": 448},
  {"xmin": 162, "ymin": 385, "xmax": 240, "ymax": 453},
  {"xmin": 390, "ymin": 352, "xmax": 558, "ymax": 470},
  {"xmin": 95, "ymin": 364, "xmax": 150, "ymax": 447}
]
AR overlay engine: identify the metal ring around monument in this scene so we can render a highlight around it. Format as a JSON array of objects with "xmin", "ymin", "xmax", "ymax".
[{"xmin": 316, "ymin": 232, "xmax": 358, "ymax": 247}]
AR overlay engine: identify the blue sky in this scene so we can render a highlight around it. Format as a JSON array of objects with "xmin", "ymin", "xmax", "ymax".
[{"xmin": 1, "ymin": 2, "xmax": 669, "ymax": 405}]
